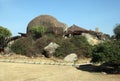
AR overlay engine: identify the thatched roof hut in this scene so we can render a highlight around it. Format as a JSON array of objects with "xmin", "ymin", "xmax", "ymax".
[{"xmin": 65, "ymin": 24, "xmax": 89, "ymax": 35}]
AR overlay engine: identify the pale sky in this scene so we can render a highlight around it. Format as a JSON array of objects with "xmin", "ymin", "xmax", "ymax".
[{"xmin": 0, "ymin": 0, "xmax": 120, "ymax": 36}]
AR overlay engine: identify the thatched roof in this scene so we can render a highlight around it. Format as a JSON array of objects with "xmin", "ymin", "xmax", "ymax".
[
  {"xmin": 68, "ymin": 24, "xmax": 88, "ymax": 32},
  {"xmin": 66, "ymin": 24, "xmax": 89, "ymax": 35},
  {"xmin": 27, "ymin": 15, "xmax": 67, "ymax": 34}
]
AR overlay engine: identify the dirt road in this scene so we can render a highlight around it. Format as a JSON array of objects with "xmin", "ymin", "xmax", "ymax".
[{"xmin": 0, "ymin": 62, "xmax": 120, "ymax": 81}]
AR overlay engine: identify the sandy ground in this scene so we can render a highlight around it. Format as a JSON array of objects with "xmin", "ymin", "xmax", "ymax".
[{"xmin": 0, "ymin": 62, "xmax": 120, "ymax": 81}]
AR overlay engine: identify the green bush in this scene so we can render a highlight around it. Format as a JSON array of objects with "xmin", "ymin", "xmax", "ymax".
[
  {"xmin": 10, "ymin": 38, "xmax": 27, "ymax": 55},
  {"xmin": 35, "ymin": 36, "xmax": 52, "ymax": 53},
  {"xmin": 114, "ymin": 24, "xmax": 120, "ymax": 39},
  {"xmin": 54, "ymin": 36, "xmax": 92, "ymax": 58},
  {"xmin": 0, "ymin": 26, "xmax": 12, "ymax": 37},
  {"xmin": 54, "ymin": 39, "xmax": 76, "ymax": 58},
  {"xmin": 90, "ymin": 27, "xmax": 120, "ymax": 74},
  {"xmin": 11, "ymin": 33, "xmax": 92, "ymax": 58},
  {"xmin": 70, "ymin": 36, "xmax": 92, "ymax": 57},
  {"xmin": 10, "ymin": 36, "xmax": 41, "ymax": 57},
  {"xmin": 29, "ymin": 26, "xmax": 47, "ymax": 39},
  {"xmin": 91, "ymin": 40, "xmax": 120, "ymax": 68},
  {"xmin": 0, "ymin": 26, "xmax": 12, "ymax": 51}
]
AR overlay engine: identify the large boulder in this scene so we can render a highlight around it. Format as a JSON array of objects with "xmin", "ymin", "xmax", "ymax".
[
  {"xmin": 82, "ymin": 33, "xmax": 100, "ymax": 45},
  {"xmin": 44, "ymin": 42, "xmax": 60, "ymax": 58},
  {"xmin": 27, "ymin": 15, "xmax": 67, "ymax": 36},
  {"xmin": 64, "ymin": 53, "xmax": 78, "ymax": 62}
]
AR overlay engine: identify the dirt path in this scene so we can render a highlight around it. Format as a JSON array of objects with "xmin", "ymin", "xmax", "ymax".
[{"xmin": 0, "ymin": 62, "xmax": 120, "ymax": 81}]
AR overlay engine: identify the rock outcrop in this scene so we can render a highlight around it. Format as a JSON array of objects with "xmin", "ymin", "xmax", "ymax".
[
  {"xmin": 82, "ymin": 33, "xmax": 100, "ymax": 45},
  {"xmin": 27, "ymin": 15, "xmax": 67, "ymax": 36}
]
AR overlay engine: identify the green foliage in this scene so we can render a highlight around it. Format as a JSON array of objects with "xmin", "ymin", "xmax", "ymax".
[
  {"xmin": 54, "ymin": 36, "xmax": 92, "ymax": 58},
  {"xmin": 30, "ymin": 26, "xmax": 47, "ymax": 39},
  {"xmin": 0, "ymin": 26, "xmax": 12, "ymax": 37},
  {"xmin": 70, "ymin": 36, "xmax": 92, "ymax": 57},
  {"xmin": 54, "ymin": 39, "xmax": 76, "ymax": 58},
  {"xmin": 11, "ymin": 32, "xmax": 92, "ymax": 58},
  {"xmin": 114, "ymin": 24, "xmax": 120, "ymax": 39},
  {"xmin": 10, "ymin": 36, "xmax": 40, "ymax": 57},
  {"xmin": 35, "ymin": 35, "xmax": 54, "ymax": 53},
  {"xmin": 91, "ymin": 40, "xmax": 120, "ymax": 67},
  {"xmin": 11, "ymin": 38, "xmax": 26, "ymax": 54},
  {"xmin": 91, "ymin": 40, "xmax": 120, "ymax": 74},
  {"xmin": 35, "ymin": 34, "xmax": 59, "ymax": 57},
  {"xmin": 34, "ymin": 35, "xmax": 92, "ymax": 58},
  {"xmin": 0, "ymin": 26, "xmax": 12, "ymax": 50}
]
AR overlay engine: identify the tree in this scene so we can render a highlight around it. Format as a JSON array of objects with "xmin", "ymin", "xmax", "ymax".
[
  {"xmin": 0, "ymin": 26, "xmax": 12, "ymax": 52},
  {"xmin": 114, "ymin": 24, "xmax": 120, "ymax": 39},
  {"xmin": 91, "ymin": 24, "xmax": 120, "ymax": 73},
  {"xmin": 91, "ymin": 40, "xmax": 120, "ymax": 72}
]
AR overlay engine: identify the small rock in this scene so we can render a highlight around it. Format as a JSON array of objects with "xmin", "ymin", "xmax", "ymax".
[
  {"xmin": 44, "ymin": 42, "xmax": 60, "ymax": 57},
  {"xmin": 64, "ymin": 53, "xmax": 78, "ymax": 62},
  {"xmin": 101, "ymin": 72, "xmax": 107, "ymax": 74}
]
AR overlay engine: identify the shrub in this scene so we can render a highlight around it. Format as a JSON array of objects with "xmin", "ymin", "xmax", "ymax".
[
  {"xmin": 54, "ymin": 39, "xmax": 76, "ymax": 58},
  {"xmin": 35, "ymin": 35, "xmax": 57, "ymax": 57},
  {"xmin": 114, "ymin": 24, "xmax": 120, "ymax": 39},
  {"xmin": 0, "ymin": 26, "xmax": 12, "ymax": 52},
  {"xmin": 0, "ymin": 26, "xmax": 12, "ymax": 37},
  {"xmin": 11, "ymin": 33, "xmax": 92, "ymax": 58},
  {"xmin": 29, "ymin": 26, "xmax": 47, "ymax": 39},
  {"xmin": 91, "ymin": 40, "xmax": 120, "ymax": 69},
  {"xmin": 10, "ymin": 38, "xmax": 27, "ymax": 55},
  {"xmin": 92, "ymin": 41, "xmax": 120, "ymax": 65},
  {"xmin": 10, "ymin": 36, "xmax": 41, "ymax": 57},
  {"xmin": 70, "ymin": 36, "xmax": 92, "ymax": 57},
  {"xmin": 54, "ymin": 36, "xmax": 92, "ymax": 58}
]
